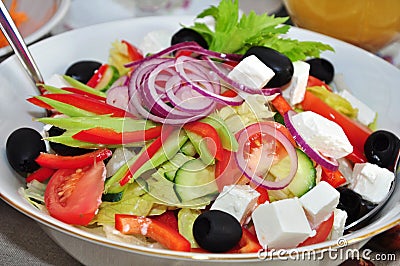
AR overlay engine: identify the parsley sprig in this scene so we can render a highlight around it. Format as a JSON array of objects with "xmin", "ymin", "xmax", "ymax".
[{"xmin": 189, "ymin": 0, "xmax": 334, "ymax": 61}]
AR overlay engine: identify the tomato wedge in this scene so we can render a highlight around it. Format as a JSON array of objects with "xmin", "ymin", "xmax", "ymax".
[
  {"xmin": 44, "ymin": 162, "xmax": 106, "ymax": 225},
  {"xmin": 115, "ymin": 214, "xmax": 191, "ymax": 252},
  {"xmin": 298, "ymin": 213, "xmax": 334, "ymax": 247}
]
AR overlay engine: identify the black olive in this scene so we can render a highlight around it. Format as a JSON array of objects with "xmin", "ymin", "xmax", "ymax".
[
  {"xmin": 48, "ymin": 126, "xmax": 91, "ymax": 156},
  {"xmin": 243, "ymin": 46, "xmax": 294, "ymax": 87},
  {"xmin": 364, "ymin": 130, "xmax": 400, "ymax": 169},
  {"xmin": 337, "ymin": 187, "xmax": 376, "ymax": 226},
  {"xmin": 192, "ymin": 210, "xmax": 242, "ymax": 253},
  {"xmin": 306, "ymin": 58, "xmax": 335, "ymax": 84},
  {"xmin": 171, "ymin": 28, "xmax": 208, "ymax": 49},
  {"xmin": 65, "ymin": 60, "xmax": 102, "ymax": 84},
  {"xmin": 6, "ymin": 128, "xmax": 46, "ymax": 175}
]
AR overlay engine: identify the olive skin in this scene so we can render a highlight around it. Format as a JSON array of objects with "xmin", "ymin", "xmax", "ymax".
[
  {"xmin": 192, "ymin": 210, "xmax": 242, "ymax": 253},
  {"xmin": 6, "ymin": 128, "xmax": 46, "ymax": 174},
  {"xmin": 306, "ymin": 58, "xmax": 335, "ymax": 84},
  {"xmin": 364, "ymin": 130, "xmax": 400, "ymax": 169},
  {"xmin": 65, "ymin": 60, "xmax": 102, "ymax": 84},
  {"xmin": 171, "ymin": 28, "xmax": 209, "ymax": 49},
  {"xmin": 47, "ymin": 126, "xmax": 91, "ymax": 156},
  {"xmin": 243, "ymin": 46, "xmax": 294, "ymax": 87},
  {"xmin": 337, "ymin": 187, "xmax": 376, "ymax": 226}
]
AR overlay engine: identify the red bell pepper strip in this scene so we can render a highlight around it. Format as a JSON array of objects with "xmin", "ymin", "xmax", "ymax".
[
  {"xmin": 86, "ymin": 64, "xmax": 108, "ymax": 88},
  {"xmin": 301, "ymin": 91, "xmax": 370, "ymax": 163},
  {"xmin": 271, "ymin": 94, "xmax": 292, "ymax": 116},
  {"xmin": 298, "ymin": 213, "xmax": 334, "ymax": 247},
  {"xmin": 152, "ymin": 211, "xmax": 179, "ymax": 232},
  {"xmin": 119, "ymin": 126, "xmax": 174, "ymax": 186},
  {"xmin": 183, "ymin": 121, "xmax": 223, "ymax": 161},
  {"xmin": 230, "ymin": 227, "xmax": 262, "ymax": 253},
  {"xmin": 26, "ymin": 167, "xmax": 56, "ymax": 183},
  {"xmin": 32, "ymin": 93, "xmax": 135, "ymax": 118},
  {"xmin": 321, "ymin": 167, "xmax": 347, "ymax": 188},
  {"xmin": 27, "ymin": 97, "xmax": 53, "ymax": 110},
  {"xmin": 115, "ymin": 214, "xmax": 191, "ymax": 252},
  {"xmin": 122, "ymin": 40, "xmax": 144, "ymax": 62},
  {"xmin": 62, "ymin": 87, "xmax": 107, "ymax": 101},
  {"xmin": 255, "ymin": 186, "xmax": 270, "ymax": 204},
  {"xmin": 35, "ymin": 148, "xmax": 112, "ymax": 169},
  {"xmin": 72, "ymin": 126, "xmax": 162, "ymax": 145},
  {"xmin": 307, "ymin": 75, "xmax": 332, "ymax": 91}
]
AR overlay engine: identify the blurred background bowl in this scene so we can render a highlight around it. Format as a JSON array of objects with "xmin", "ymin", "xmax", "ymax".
[
  {"xmin": 282, "ymin": 0, "xmax": 400, "ymax": 52},
  {"xmin": 0, "ymin": 0, "xmax": 70, "ymax": 57}
]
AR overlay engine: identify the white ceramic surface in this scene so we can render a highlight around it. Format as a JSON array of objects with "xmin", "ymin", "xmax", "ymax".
[
  {"xmin": 0, "ymin": 0, "xmax": 70, "ymax": 56},
  {"xmin": 0, "ymin": 15, "xmax": 399, "ymax": 265}
]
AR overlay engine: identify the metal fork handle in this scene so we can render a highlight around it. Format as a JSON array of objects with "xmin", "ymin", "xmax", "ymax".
[{"xmin": 0, "ymin": 1, "xmax": 44, "ymax": 90}]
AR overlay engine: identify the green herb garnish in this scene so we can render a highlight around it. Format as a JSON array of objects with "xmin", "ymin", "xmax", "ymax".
[{"xmin": 189, "ymin": 0, "xmax": 334, "ymax": 61}]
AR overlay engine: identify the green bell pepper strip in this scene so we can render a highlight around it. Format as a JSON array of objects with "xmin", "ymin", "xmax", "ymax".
[
  {"xmin": 63, "ymin": 75, "xmax": 107, "ymax": 98},
  {"xmin": 28, "ymin": 93, "xmax": 135, "ymax": 118},
  {"xmin": 105, "ymin": 128, "xmax": 188, "ymax": 193}
]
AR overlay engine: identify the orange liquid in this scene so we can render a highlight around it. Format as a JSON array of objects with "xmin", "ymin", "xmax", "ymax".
[{"xmin": 283, "ymin": 0, "xmax": 400, "ymax": 52}]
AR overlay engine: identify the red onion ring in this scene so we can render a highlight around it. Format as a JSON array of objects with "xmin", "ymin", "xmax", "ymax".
[
  {"xmin": 283, "ymin": 110, "xmax": 339, "ymax": 171},
  {"xmin": 124, "ymin": 41, "xmax": 242, "ymax": 68},
  {"xmin": 175, "ymin": 56, "xmax": 244, "ymax": 106},
  {"xmin": 235, "ymin": 122, "xmax": 298, "ymax": 190}
]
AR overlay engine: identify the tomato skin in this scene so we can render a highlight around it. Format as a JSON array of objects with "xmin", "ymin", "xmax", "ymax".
[
  {"xmin": 44, "ymin": 162, "xmax": 106, "ymax": 225},
  {"xmin": 298, "ymin": 213, "xmax": 334, "ymax": 247}
]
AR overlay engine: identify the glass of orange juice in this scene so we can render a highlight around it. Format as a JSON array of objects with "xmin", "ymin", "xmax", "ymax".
[{"xmin": 282, "ymin": 0, "xmax": 400, "ymax": 52}]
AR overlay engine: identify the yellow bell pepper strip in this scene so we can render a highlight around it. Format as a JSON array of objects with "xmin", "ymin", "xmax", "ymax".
[{"xmin": 35, "ymin": 148, "xmax": 112, "ymax": 169}]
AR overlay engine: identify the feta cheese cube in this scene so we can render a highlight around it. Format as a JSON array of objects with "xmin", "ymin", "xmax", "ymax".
[
  {"xmin": 252, "ymin": 198, "xmax": 312, "ymax": 249},
  {"xmin": 349, "ymin": 163, "xmax": 394, "ymax": 204},
  {"xmin": 282, "ymin": 61, "xmax": 310, "ymax": 105},
  {"xmin": 338, "ymin": 89, "xmax": 376, "ymax": 126},
  {"xmin": 211, "ymin": 185, "xmax": 259, "ymax": 224},
  {"xmin": 138, "ymin": 30, "xmax": 170, "ymax": 55},
  {"xmin": 227, "ymin": 55, "xmax": 275, "ymax": 89},
  {"xmin": 291, "ymin": 111, "xmax": 353, "ymax": 159},
  {"xmin": 45, "ymin": 74, "xmax": 71, "ymax": 88},
  {"xmin": 328, "ymin": 209, "xmax": 348, "ymax": 240},
  {"xmin": 300, "ymin": 181, "xmax": 340, "ymax": 228}
]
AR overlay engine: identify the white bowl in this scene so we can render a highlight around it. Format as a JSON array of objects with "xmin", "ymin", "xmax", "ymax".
[
  {"xmin": 0, "ymin": 15, "xmax": 399, "ymax": 266},
  {"xmin": 0, "ymin": 0, "xmax": 70, "ymax": 57}
]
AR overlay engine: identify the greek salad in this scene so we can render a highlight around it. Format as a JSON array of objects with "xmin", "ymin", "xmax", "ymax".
[{"xmin": 6, "ymin": 0, "xmax": 399, "ymax": 253}]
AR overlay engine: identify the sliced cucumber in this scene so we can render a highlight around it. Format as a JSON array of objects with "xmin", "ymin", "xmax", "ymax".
[
  {"xmin": 161, "ymin": 153, "xmax": 193, "ymax": 181},
  {"xmin": 173, "ymin": 158, "xmax": 218, "ymax": 203},
  {"xmin": 185, "ymin": 130, "xmax": 215, "ymax": 165},
  {"xmin": 104, "ymin": 129, "xmax": 187, "ymax": 194},
  {"xmin": 95, "ymin": 65, "xmax": 120, "ymax": 92},
  {"xmin": 201, "ymin": 113, "xmax": 238, "ymax": 152},
  {"xmin": 269, "ymin": 148, "xmax": 316, "ymax": 198},
  {"xmin": 180, "ymin": 140, "xmax": 197, "ymax": 157}
]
